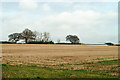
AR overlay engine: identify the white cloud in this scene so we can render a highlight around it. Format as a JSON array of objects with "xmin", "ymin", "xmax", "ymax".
[
  {"xmin": 19, "ymin": 0, "xmax": 38, "ymax": 11},
  {"xmin": 42, "ymin": 4, "xmax": 51, "ymax": 11},
  {"xmin": 43, "ymin": 10, "xmax": 101, "ymax": 26},
  {"xmin": 2, "ymin": 2, "xmax": 117, "ymax": 43},
  {"xmin": 57, "ymin": 24, "xmax": 71, "ymax": 30},
  {"xmin": 38, "ymin": 10, "xmax": 117, "ymax": 43}
]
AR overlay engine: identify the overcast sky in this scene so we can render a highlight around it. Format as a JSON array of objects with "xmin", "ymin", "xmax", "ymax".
[{"xmin": 0, "ymin": 0, "xmax": 118, "ymax": 44}]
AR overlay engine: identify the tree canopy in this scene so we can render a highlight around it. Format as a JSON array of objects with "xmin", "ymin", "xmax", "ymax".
[
  {"xmin": 8, "ymin": 28, "xmax": 36, "ymax": 43},
  {"xmin": 8, "ymin": 29, "xmax": 51, "ymax": 44},
  {"xmin": 22, "ymin": 28, "xmax": 36, "ymax": 43},
  {"xmin": 66, "ymin": 35, "xmax": 80, "ymax": 44}
]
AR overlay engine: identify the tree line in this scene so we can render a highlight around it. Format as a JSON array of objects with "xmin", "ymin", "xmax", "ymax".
[{"xmin": 8, "ymin": 28, "xmax": 80, "ymax": 44}]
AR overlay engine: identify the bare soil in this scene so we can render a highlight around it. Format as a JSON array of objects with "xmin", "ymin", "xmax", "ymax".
[
  {"xmin": 1, "ymin": 44, "xmax": 119, "ymax": 76},
  {"xmin": 1, "ymin": 44, "xmax": 118, "ymax": 64}
]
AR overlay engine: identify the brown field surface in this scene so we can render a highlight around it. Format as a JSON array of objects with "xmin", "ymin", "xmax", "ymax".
[
  {"xmin": 1, "ymin": 44, "xmax": 119, "ymax": 77},
  {"xmin": 2, "ymin": 44, "xmax": 118, "ymax": 66}
]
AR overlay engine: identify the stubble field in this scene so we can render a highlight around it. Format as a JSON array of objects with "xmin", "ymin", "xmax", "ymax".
[{"xmin": 1, "ymin": 44, "xmax": 119, "ymax": 78}]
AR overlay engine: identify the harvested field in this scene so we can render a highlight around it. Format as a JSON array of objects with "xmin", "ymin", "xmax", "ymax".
[{"xmin": 1, "ymin": 44, "xmax": 119, "ymax": 78}]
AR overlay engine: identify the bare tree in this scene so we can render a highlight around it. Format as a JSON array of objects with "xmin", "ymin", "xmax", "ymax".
[
  {"xmin": 43, "ymin": 32, "xmax": 50, "ymax": 42},
  {"xmin": 22, "ymin": 28, "xmax": 36, "ymax": 43},
  {"xmin": 33, "ymin": 31, "xmax": 43, "ymax": 41},
  {"xmin": 33, "ymin": 31, "xmax": 51, "ymax": 42},
  {"xmin": 34, "ymin": 31, "xmax": 40, "ymax": 41},
  {"xmin": 39, "ymin": 32, "xmax": 43, "ymax": 41},
  {"xmin": 66, "ymin": 35, "xmax": 80, "ymax": 44}
]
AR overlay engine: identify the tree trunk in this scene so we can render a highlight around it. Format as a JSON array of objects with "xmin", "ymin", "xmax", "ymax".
[{"xmin": 25, "ymin": 38, "xmax": 28, "ymax": 44}]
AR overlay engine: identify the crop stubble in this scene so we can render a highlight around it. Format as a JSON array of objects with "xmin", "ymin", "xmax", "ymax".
[{"xmin": 1, "ymin": 44, "xmax": 119, "ymax": 76}]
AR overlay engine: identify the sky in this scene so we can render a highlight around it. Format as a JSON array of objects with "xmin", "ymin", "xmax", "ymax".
[{"xmin": 0, "ymin": 0, "xmax": 118, "ymax": 44}]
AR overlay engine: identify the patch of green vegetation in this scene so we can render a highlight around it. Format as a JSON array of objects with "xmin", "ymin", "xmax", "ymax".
[
  {"xmin": 95, "ymin": 57, "xmax": 117, "ymax": 60},
  {"xmin": 6, "ymin": 61, "xmax": 9, "ymax": 65},
  {"xmin": 66, "ymin": 63, "xmax": 72, "ymax": 65},
  {"xmin": 96, "ymin": 59, "xmax": 119, "ymax": 65},
  {"xmin": 84, "ymin": 59, "xmax": 119, "ymax": 76},
  {"xmin": 58, "ymin": 64, "xmax": 64, "ymax": 66},
  {"xmin": 2, "ymin": 64, "xmax": 118, "ymax": 78}
]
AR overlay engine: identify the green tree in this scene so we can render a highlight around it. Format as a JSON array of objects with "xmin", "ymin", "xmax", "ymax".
[
  {"xmin": 22, "ymin": 28, "xmax": 36, "ymax": 43},
  {"xmin": 66, "ymin": 35, "xmax": 80, "ymax": 44}
]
